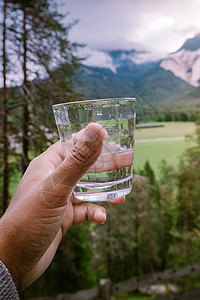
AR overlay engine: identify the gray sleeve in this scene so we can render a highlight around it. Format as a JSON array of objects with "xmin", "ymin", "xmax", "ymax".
[{"xmin": 0, "ymin": 261, "xmax": 19, "ymax": 299}]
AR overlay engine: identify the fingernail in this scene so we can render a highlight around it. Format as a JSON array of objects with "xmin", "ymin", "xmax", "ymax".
[
  {"xmin": 96, "ymin": 210, "xmax": 106, "ymax": 224},
  {"xmin": 83, "ymin": 124, "xmax": 100, "ymax": 143}
]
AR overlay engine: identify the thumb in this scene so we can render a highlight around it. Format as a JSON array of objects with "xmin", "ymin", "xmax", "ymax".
[
  {"xmin": 42, "ymin": 123, "xmax": 104, "ymax": 205},
  {"xmin": 65, "ymin": 122, "xmax": 104, "ymax": 185}
]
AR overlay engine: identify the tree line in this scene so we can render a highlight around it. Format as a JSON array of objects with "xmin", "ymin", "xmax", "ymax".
[{"xmin": 155, "ymin": 110, "xmax": 198, "ymax": 122}]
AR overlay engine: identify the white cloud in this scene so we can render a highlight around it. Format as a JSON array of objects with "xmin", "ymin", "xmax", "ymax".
[
  {"xmin": 78, "ymin": 48, "xmax": 116, "ymax": 72},
  {"xmin": 77, "ymin": 45, "xmax": 167, "ymax": 71},
  {"xmin": 59, "ymin": 0, "xmax": 200, "ymax": 54},
  {"xmin": 131, "ymin": 50, "xmax": 167, "ymax": 64}
]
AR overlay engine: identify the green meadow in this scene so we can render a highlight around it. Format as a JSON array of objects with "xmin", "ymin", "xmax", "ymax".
[{"xmin": 134, "ymin": 122, "xmax": 196, "ymax": 179}]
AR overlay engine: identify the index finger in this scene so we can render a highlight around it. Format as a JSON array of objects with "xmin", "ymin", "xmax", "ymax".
[
  {"xmin": 87, "ymin": 150, "xmax": 134, "ymax": 173},
  {"xmin": 72, "ymin": 194, "xmax": 125, "ymax": 205},
  {"xmin": 46, "ymin": 140, "xmax": 65, "ymax": 160}
]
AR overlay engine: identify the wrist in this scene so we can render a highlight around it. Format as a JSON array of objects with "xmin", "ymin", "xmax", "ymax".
[
  {"xmin": 0, "ymin": 217, "xmax": 21, "ymax": 291},
  {"xmin": 0, "ymin": 260, "xmax": 19, "ymax": 299}
]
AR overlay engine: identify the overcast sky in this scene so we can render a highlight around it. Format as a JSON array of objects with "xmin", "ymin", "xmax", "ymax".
[
  {"xmin": 58, "ymin": 0, "xmax": 200, "ymax": 51},
  {"xmin": 56, "ymin": 0, "xmax": 200, "ymax": 68}
]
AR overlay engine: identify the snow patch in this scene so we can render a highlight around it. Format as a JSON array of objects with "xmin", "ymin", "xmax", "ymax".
[{"xmin": 160, "ymin": 49, "xmax": 200, "ymax": 86}]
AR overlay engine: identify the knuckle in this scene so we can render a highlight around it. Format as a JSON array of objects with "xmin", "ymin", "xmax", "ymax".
[
  {"xmin": 71, "ymin": 142, "xmax": 95, "ymax": 165},
  {"xmin": 29, "ymin": 156, "xmax": 39, "ymax": 167},
  {"xmin": 71, "ymin": 147, "xmax": 88, "ymax": 164}
]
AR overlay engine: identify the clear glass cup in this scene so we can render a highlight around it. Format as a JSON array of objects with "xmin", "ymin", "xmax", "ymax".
[{"xmin": 52, "ymin": 98, "xmax": 136, "ymax": 201}]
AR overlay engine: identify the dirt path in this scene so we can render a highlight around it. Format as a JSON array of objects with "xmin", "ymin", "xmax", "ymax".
[{"xmin": 135, "ymin": 136, "xmax": 185, "ymax": 143}]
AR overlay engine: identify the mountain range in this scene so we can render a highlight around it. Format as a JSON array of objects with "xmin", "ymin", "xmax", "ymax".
[
  {"xmin": 74, "ymin": 34, "xmax": 200, "ymax": 111},
  {"xmin": 160, "ymin": 34, "xmax": 200, "ymax": 87}
]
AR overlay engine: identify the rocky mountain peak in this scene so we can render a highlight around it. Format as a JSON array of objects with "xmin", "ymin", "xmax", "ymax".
[
  {"xmin": 178, "ymin": 33, "xmax": 200, "ymax": 52},
  {"xmin": 160, "ymin": 33, "xmax": 200, "ymax": 87}
]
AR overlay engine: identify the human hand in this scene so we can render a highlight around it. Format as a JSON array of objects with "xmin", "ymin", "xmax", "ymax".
[
  {"xmin": 64, "ymin": 128, "xmax": 134, "ymax": 174},
  {"xmin": 0, "ymin": 123, "xmax": 125, "ymax": 292}
]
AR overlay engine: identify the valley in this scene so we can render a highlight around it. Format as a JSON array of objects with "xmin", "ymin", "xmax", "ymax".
[{"xmin": 134, "ymin": 122, "xmax": 196, "ymax": 179}]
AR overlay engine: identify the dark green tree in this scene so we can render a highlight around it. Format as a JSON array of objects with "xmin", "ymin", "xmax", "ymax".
[
  {"xmin": 177, "ymin": 117, "xmax": 200, "ymax": 232},
  {"xmin": 158, "ymin": 160, "xmax": 179, "ymax": 269},
  {"xmin": 91, "ymin": 174, "xmax": 162, "ymax": 283},
  {"xmin": 22, "ymin": 225, "xmax": 96, "ymax": 297},
  {"xmin": 143, "ymin": 160, "xmax": 156, "ymax": 185},
  {"xmin": 157, "ymin": 119, "xmax": 200, "ymax": 269},
  {"xmin": 7, "ymin": 0, "xmax": 82, "ymax": 167},
  {"xmin": 1, "ymin": 0, "xmax": 10, "ymax": 213}
]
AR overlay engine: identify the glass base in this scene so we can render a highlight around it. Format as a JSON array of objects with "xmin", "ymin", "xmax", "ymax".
[{"xmin": 74, "ymin": 186, "xmax": 132, "ymax": 202}]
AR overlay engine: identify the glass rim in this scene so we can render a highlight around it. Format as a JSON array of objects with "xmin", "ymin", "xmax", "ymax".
[{"xmin": 52, "ymin": 97, "xmax": 136, "ymax": 109}]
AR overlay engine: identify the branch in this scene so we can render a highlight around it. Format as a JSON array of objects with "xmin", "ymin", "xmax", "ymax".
[
  {"xmin": 0, "ymin": 147, "xmax": 21, "ymax": 156},
  {"xmin": 29, "ymin": 122, "xmax": 55, "ymax": 145},
  {"xmin": 8, "ymin": 102, "xmax": 23, "ymax": 110}
]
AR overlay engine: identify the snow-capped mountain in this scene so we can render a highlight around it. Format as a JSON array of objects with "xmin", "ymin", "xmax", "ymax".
[
  {"xmin": 75, "ymin": 35, "xmax": 200, "ymax": 103},
  {"xmin": 160, "ymin": 34, "xmax": 200, "ymax": 87}
]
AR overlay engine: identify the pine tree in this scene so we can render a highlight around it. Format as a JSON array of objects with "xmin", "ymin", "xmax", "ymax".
[
  {"xmin": 21, "ymin": 1, "xmax": 30, "ymax": 172},
  {"xmin": 7, "ymin": 0, "xmax": 82, "ymax": 169},
  {"xmin": 177, "ymin": 118, "xmax": 200, "ymax": 232},
  {"xmin": 2, "ymin": 0, "xmax": 10, "ymax": 213},
  {"xmin": 143, "ymin": 160, "xmax": 156, "ymax": 185}
]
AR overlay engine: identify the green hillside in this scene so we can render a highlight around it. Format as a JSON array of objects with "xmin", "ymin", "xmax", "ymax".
[{"xmin": 74, "ymin": 63, "xmax": 194, "ymax": 108}]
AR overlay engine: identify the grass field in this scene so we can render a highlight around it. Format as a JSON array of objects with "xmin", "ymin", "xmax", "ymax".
[
  {"xmin": 134, "ymin": 122, "xmax": 196, "ymax": 179},
  {"xmin": 135, "ymin": 122, "xmax": 196, "ymax": 139}
]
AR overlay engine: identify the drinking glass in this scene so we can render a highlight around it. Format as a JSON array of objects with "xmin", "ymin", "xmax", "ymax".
[{"xmin": 52, "ymin": 98, "xmax": 136, "ymax": 201}]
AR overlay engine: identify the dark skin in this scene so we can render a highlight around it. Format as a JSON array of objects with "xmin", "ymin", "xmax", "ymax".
[{"xmin": 0, "ymin": 123, "xmax": 125, "ymax": 292}]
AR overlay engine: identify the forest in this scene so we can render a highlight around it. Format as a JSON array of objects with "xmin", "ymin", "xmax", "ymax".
[{"xmin": 1, "ymin": 0, "xmax": 200, "ymax": 299}]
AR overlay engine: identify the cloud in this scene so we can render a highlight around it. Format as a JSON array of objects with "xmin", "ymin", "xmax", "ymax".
[
  {"xmin": 130, "ymin": 50, "xmax": 167, "ymax": 64},
  {"xmin": 60, "ymin": 0, "xmax": 200, "ymax": 53},
  {"xmin": 78, "ymin": 48, "xmax": 116, "ymax": 72},
  {"xmin": 77, "ymin": 45, "xmax": 167, "ymax": 71},
  {"xmin": 91, "ymin": 38, "xmax": 149, "ymax": 52}
]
